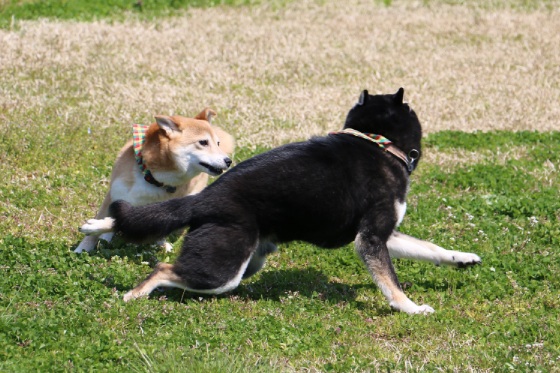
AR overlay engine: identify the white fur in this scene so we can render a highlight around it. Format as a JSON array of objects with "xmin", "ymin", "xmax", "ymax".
[
  {"xmin": 394, "ymin": 201, "xmax": 407, "ymax": 227},
  {"xmin": 387, "ymin": 231, "xmax": 481, "ymax": 267},
  {"xmin": 75, "ymin": 218, "xmax": 116, "ymax": 253},
  {"xmin": 80, "ymin": 217, "xmax": 115, "ymax": 235},
  {"xmin": 111, "ymin": 166, "xmax": 176, "ymax": 206},
  {"xmin": 74, "ymin": 235, "xmax": 99, "ymax": 253},
  {"xmin": 157, "ymin": 240, "xmax": 174, "ymax": 253},
  {"xmin": 170, "ymin": 143, "xmax": 230, "ymax": 180},
  {"xmin": 390, "ymin": 298, "xmax": 435, "ymax": 314},
  {"xmin": 99, "ymin": 232, "xmax": 114, "ymax": 242}
]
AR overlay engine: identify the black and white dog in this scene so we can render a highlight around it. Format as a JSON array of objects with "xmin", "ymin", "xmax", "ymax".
[{"xmin": 81, "ymin": 89, "xmax": 481, "ymax": 314}]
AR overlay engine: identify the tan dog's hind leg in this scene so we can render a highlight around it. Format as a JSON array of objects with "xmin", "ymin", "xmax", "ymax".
[
  {"xmin": 387, "ymin": 231, "xmax": 481, "ymax": 267},
  {"xmin": 355, "ymin": 232, "xmax": 434, "ymax": 314},
  {"xmin": 123, "ymin": 263, "xmax": 187, "ymax": 302}
]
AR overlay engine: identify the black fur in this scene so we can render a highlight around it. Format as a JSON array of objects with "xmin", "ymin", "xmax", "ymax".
[{"xmin": 110, "ymin": 89, "xmax": 422, "ymax": 292}]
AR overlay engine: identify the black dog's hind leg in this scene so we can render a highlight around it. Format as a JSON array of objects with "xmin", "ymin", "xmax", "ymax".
[
  {"xmin": 123, "ymin": 223, "xmax": 258, "ymax": 301},
  {"xmin": 355, "ymin": 227, "xmax": 434, "ymax": 314},
  {"xmin": 123, "ymin": 262, "xmax": 187, "ymax": 302},
  {"xmin": 243, "ymin": 241, "xmax": 278, "ymax": 279}
]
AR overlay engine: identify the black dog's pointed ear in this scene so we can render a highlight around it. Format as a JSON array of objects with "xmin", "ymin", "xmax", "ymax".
[
  {"xmin": 394, "ymin": 88, "xmax": 404, "ymax": 104},
  {"xmin": 358, "ymin": 90, "xmax": 368, "ymax": 106}
]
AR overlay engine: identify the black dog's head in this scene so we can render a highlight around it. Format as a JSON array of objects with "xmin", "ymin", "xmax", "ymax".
[{"xmin": 343, "ymin": 88, "xmax": 422, "ymax": 164}]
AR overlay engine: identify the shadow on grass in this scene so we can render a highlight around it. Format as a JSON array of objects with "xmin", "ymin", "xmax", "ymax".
[
  {"xmin": 239, "ymin": 268, "xmax": 364, "ymax": 302},
  {"xmin": 153, "ymin": 268, "xmax": 394, "ymax": 315},
  {"xmin": 70, "ymin": 235, "xmax": 468, "ymax": 314}
]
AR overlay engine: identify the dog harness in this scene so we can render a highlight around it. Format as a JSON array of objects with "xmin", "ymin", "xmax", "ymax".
[
  {"xmin": 132, "ymin": 123, "xmax": 177, "ymax": 193},
  {"xmin": 329, "ymin": 128, "xmax": 419, "ymax": 173}
]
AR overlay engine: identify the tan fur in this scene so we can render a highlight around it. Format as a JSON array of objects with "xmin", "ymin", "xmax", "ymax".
[
  {"xmin": 355, "ymin": 233, "xmax": 435, "ymax": 314},
  {"xmin": 123, "ymin": 263, "xmax": 187, "ymax": 302},
  {"xmin": 75, "ymin": 108, "xmax": 234, "ymax": 253}
]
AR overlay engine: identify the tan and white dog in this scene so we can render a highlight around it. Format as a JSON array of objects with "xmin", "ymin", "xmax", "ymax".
[{"xmin": 75, "ymin": 108, "xmax": 234, "ymax": 253}]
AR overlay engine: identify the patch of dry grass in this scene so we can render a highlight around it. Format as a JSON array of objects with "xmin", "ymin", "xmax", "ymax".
[
  {"xmin": 422, "ymin": 146, "xmax": 529, "ymax": 171},
  {"xmin": 1, "ymin": 0, "xmax": 559, "ymax": 149}
]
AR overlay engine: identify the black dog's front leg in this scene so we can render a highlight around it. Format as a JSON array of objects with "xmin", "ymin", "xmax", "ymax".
[{"xmin": 355, "ymin": 231, "xmax": 434, "ymax": 314}]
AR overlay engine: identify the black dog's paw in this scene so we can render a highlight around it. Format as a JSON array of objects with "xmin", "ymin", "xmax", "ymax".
[{"xmin": 456, "ymin": 258, "xmax": 482, "ymax": 268}]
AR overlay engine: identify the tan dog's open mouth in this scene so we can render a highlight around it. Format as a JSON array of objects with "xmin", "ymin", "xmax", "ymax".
[{"xmin": 199, "ymin": 162, "xmax": 226, "ymax": 176}]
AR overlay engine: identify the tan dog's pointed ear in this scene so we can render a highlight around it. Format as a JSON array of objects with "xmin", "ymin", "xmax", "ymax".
[
  {"xmin": 195, "ymin": 108, "xmax": 217, "ymax": 123},
  {"xmin": 155, "ymin": 115, "xmax": 180, "ymax": 135}
]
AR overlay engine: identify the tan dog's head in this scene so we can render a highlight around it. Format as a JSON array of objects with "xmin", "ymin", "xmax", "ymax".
[{"xmin": 152, "ymin": 108, "xmax": 233, "ymax": 178}]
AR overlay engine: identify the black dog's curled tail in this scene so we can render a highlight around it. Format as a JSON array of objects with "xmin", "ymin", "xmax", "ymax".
[{"xmin": 109, "ymin": 196, "xmax": 195, "ymax": 243}]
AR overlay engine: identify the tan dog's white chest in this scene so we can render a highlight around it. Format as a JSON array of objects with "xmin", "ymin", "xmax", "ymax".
[{"xmin": 110, "ymin": 165, "xmax": 190, "ymax": 205}]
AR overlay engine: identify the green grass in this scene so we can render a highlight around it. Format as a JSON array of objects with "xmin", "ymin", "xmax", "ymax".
[
  {"xmin": 0, "ymin": 0, "xmax": 263, "ymax": 28},
  {"xmin": 1, "ymin": 128, "xmax": 559, "ymax": 371}
]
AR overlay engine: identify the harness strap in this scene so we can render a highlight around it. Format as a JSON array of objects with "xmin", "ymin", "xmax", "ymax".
[{"xmin": 329, "ymin": 128, "xmax": 419, "ymax": 173}]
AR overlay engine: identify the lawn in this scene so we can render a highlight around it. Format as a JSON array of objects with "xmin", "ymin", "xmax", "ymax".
[{"xmin": 1, "ymin": 0, "xmax": 559, "ymax": 371}]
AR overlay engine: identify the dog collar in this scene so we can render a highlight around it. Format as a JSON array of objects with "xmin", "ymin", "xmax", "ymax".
[
  {"xmin": 329, "ymin": 128, "xmax": 419, "ymax": 173},
  {"xmin": 132, "ymin": 123, "xmax": 177, "ymax": 193}
]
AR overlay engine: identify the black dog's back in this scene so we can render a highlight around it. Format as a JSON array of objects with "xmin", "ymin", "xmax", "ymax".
[{"xmin": 194, "ymin": 135, "xmax": 409, "ymax": 247}]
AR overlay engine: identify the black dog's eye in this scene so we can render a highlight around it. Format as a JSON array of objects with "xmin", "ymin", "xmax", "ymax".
[{"xmin": 199, "ymin": 140, "xmax": 209, "ymax": 146}]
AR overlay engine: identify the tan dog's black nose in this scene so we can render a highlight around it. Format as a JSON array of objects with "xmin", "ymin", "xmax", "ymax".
[{"xmin": 225, "ymin": 158, "xmax": 232, "ymax": 168}]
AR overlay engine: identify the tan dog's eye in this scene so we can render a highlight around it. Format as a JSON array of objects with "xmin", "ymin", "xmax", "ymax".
[{"xmin": 199, "ymin": 140, "xmax": 209, "ymax": 146}]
